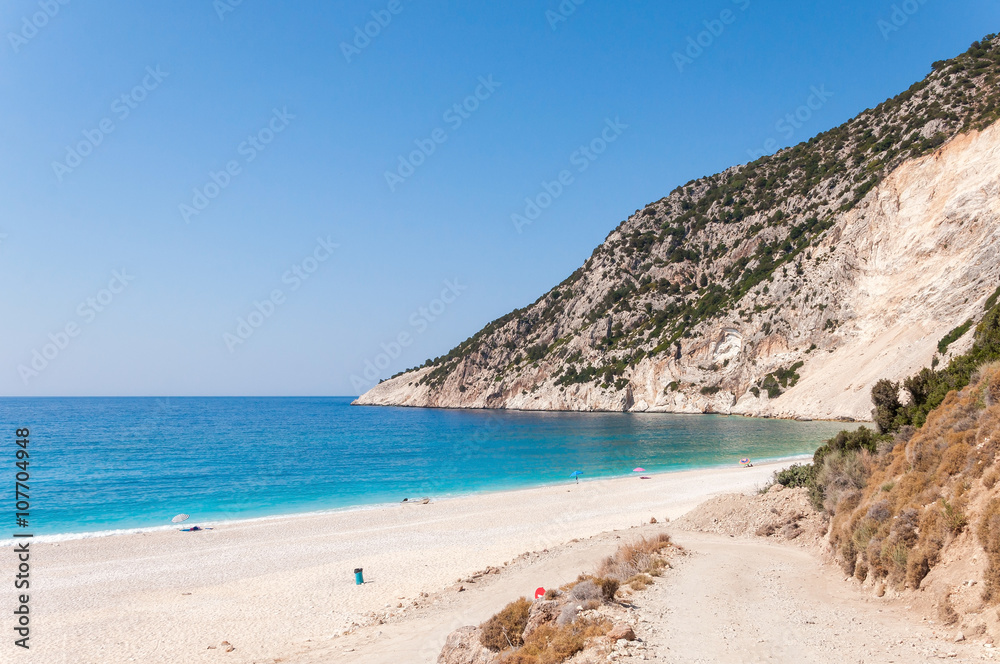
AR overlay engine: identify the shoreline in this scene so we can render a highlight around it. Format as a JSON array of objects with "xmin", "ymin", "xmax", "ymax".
[
  {"xmin": 0, "ymin": 452, "xmax": 813, "ymax": 546},
  {"xmin": 350, "ymin": 400, "xmax": 867, "ymax": 424},
  {"xmin": 13, "ymin": 458, "xmax": 797, "ymax": 664}
]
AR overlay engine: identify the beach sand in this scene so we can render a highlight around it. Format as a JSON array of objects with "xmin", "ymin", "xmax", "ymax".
[{"xmin": 5, "ymin": 460, "xmax": 789, "ymax": 663}]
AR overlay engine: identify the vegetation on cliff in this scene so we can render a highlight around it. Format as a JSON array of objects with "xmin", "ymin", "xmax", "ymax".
[{"xmin": 386, "ymin": 33, "xmax": 1000, "ymax": 403}]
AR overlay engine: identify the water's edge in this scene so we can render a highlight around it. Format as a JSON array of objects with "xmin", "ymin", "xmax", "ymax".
[{"xmin": 0, "ymin": 452, "xmax": 811, "ymax": 546}]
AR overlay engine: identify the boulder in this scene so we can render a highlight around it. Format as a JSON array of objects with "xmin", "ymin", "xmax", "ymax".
[
  {"xmin": 607, "ymin": 623, "xmax": 636, "ymax": 641},
  {"xmin": 438, "ymin": 626, "xmax": 499, "ymax": 664}
]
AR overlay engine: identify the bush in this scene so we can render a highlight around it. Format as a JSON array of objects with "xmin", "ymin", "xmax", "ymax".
[
  {"xmin": 866, "ymin": 499, "xmax": 891, "ymax": 522},
  {"xmin": 813, "ymin": 450, "xmax": 872, "ymax": 513},
  {"xmin": 597, "ymin": 577, "xmax": 619, "ymax": 602},
  {"xmin": 941, "ymin": 498, "xmax": 968, "ymax": 534},
  {"xmin": 480, "ymin": 597, "xmax": 531, "ymax": 651},
  {"xmin": 503, "ymin": 618, "xmax": 611, "ymax": 664},
  {"xmin": 569, "ymin": 580, "xmax": 600, "ymax": 602},
  {"xmin": 597, "ymin": 534, "xmax": 672, "ymax": 581},
  {"xmin": 773, "ymin": 463, "xmax": 815, "ymax": 488},
  {"xmin": 939, "ymin": 319, "xmax": 974, "ymax": 355},
  {"xmin": 555, "ymin": 604, "xmax": 578, "ymax": 627},
  {"xmin": 814, "ymin": 427, "xmax": 888, "ymax": 466},
  {"xmin": 871, "ymin": 379, "xmax": 902, "ymax": 433}
]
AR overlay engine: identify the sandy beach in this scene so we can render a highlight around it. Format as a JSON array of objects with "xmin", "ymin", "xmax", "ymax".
[{"xmin": 4, "ymin": 460, "xmax": 792, "ymax": 664}]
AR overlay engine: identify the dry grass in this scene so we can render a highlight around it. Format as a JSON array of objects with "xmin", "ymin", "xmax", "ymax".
[
  {"xmin": 597, "ymin": 533, "xmax": 672, "ymax": 581},
  {"xmin": 979, "ymin": 497, "xmax": 1000, "ymax": 602},
  {"xmin": 817, "ymin": 451, "xmax": 874, "ymax": 514},
  {"xmin": 939, "ymin": 592, "xmax": 960, "ymax": 625},
  {"xmin": 627, "ymin": 574, "xmax": 652, "ymax": 590},
  {"xmin": 941, "ymin": 498, "xmax": 969, "ymax": 534},
  {"xmin": 501, "ymin": 618, "xmax": 611, "ymax": 664},
  {"xmin": 480, "ymin": 597, "xmax": 531, "ymax": 652}
]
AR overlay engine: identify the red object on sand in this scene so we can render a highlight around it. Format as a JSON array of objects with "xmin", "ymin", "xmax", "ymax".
[{"xmin": 535, "ymin": 587, "xmax": 546, "ymax": 599}]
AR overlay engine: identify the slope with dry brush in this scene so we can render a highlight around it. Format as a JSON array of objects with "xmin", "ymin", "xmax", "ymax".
[{"xmin": 759, "ymin": 293, "xmax": 1000, "ymax": 640}]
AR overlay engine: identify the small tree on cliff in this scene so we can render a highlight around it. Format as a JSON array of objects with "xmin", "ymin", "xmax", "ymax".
[{"xmin": 871, "ymin": 378, "xmax": 902, "ymax": 433}]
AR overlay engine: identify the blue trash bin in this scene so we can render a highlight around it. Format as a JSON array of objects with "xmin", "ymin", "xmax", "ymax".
[{"xmin": 354, "ymin": 568, "xmax": 364, "ymax": 585}]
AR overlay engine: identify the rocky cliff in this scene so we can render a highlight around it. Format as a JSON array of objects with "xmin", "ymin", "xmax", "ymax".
[{"xmin": 356, "ymin": 35, "xmax": 1000, "ymax": 421}]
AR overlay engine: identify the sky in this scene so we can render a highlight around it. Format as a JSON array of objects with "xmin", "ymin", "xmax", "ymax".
[{"xmin": 0, "ymin": 0, "xmax": 997, "ymax": 397}]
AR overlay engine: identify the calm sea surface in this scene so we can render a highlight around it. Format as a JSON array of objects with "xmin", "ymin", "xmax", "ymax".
[{"xmin": 0, "ymin": 398, "xmax": 849, "ymax": 537}]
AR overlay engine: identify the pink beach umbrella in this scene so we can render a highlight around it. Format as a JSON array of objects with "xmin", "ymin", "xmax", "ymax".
[{"xmin": 632, "ymin": 467, "xmax": 645, "ymax": 473}]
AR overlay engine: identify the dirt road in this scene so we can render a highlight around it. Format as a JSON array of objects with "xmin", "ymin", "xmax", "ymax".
[{"xmin": 637, "ymin": 532, "xmax": 982, "ymax": 663}]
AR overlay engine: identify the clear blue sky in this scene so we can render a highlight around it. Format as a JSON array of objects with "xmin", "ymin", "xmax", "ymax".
[{"xmin": 1, "ymin": 0, "xmax": 997, "ymax": 397}]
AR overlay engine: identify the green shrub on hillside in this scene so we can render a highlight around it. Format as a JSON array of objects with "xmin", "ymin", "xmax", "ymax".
[
  {"xmin": 939, "ymin": 319, "xmax": 974, "ymax": 355},
  {"xmin": 773, "ymin": 463, "xmax": 815, "ymax": 488},
  {"xmin": 873, "ymin": 301, "xmax": 1000, "ymax": 431}
]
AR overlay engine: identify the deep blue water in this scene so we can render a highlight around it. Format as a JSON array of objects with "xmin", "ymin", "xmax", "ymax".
[{"xmin": 0, "ymin": 398, "xmax": 848, "ymax": 537}]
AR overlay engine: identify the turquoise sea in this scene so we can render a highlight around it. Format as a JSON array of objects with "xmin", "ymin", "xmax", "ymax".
[{"xmin": 0, "ymin": 397, "xmax": 849, "ymax": 537}]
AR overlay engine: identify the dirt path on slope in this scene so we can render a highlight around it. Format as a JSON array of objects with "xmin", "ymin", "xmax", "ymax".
[{"xmin": 634, "ymin": 531, "xmax": 983, "ymax": 663}]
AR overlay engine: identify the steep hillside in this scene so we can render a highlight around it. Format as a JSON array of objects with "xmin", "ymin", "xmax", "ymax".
[
  {"xmin": 752, "ymin": 298, "xmax": 1000, "ymax": 636},
  {"xmin": 820, "ymin": 359, "xmax": 1000, "ymax": 639},
  {"xmin": 357, "ymin": 35, "xmax": 1000, "ymax": 420}
]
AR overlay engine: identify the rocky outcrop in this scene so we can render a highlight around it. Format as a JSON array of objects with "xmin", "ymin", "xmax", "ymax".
[
  {"xmin": 522, "ymin": 600, "xmax": 560, "ymax": 641},
  {"xmin": 357, "ymin": 36, "xmax": 1000, "ymax": 421},
  {"xmin": 437, "ymin": 626, "xmax": 498, "ymax": 664}
]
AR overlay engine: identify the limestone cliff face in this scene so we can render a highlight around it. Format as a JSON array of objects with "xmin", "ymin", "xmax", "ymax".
[{"xmin": 356, "ymin": 36, "xmax": 1000, "ymax": 420}]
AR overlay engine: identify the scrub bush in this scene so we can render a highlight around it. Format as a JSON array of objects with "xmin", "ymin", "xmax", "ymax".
[{"xmin": 480, "ymin": 597, "xmax": 531, "ymax": 651}]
